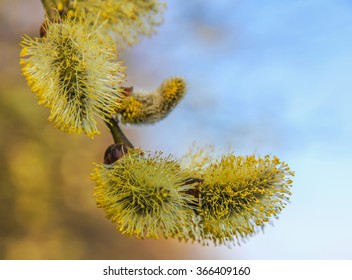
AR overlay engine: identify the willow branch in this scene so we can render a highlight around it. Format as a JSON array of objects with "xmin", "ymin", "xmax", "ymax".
[
  {"xmin": 105, "ymin": 117, "xmax": 134, "ymax": 148},
  {"xmin": 41, "ymin": 0, "xmax": 56, "ymax": 19}
]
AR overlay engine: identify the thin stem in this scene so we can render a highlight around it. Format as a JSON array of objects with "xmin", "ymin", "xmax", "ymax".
[
  {"xmin": 105, "ymin": 117, "xmax": 134, "ymax": 148},
  {"xmin": 41, "ymin": 0, "xmax": 55, "ymax": 18}
]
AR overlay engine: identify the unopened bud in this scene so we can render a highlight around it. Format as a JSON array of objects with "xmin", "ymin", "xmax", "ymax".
[{"xmin": 104, "ymin": 144, "xmax": 128, "ymax": 164}]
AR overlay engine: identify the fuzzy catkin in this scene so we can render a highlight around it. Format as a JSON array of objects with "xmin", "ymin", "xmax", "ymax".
[
  {"xmin": 68, "ymin": 0, "xmax": 165, "ymax": 47},
  {"xmin": 92, "ymin": 150, "xmax": 197, "ymax": 239},
  {"xmin": 20, "ymin": 15, "xmax": 125, "ymax": 137},
  {"xmin": 119, "ymin": 77, "xmax": 186, "ymax": 124},
  {"xmin": 194, "ymin": 154, "xmax": 293, "ymax": 245}
]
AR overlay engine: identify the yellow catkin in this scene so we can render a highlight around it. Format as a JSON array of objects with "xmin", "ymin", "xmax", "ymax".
[
  {"xmin": 20, "ymin": 15, "xmax": 125, "ymax": 137},
  {"xmin": 179, "ymin": 147, "xmax": 294, "ymax": 246},
  {"xmin": 195, "ymin": 153, "xmax": 294, "ymax": 245},
  {"xmin": 91, "ymin": 150, "xmax": 197, "ymax": 239},
  {"xmin": 121, "ymin": 97, "xmax": 144, "ymax": 123},
  {"xmin": 118, "ymin": 77, "xmax": 186, "ymax": 124},
  {"xmin": 69, "ymin": 0, "xmax": 166, "ymax": 47},
  {"xmin": 162, "ymin": 77, "xmax": 186, "ymax": 103}
]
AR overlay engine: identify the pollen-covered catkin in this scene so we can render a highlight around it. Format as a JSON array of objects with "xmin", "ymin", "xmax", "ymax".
[
  {"xmin": 67, "ymin": 0, "xmax": 165, "ymax": 47},
  {"xmin": 194, "ymin": 154, "xmax": 294, "ymax": 245},
  {"xmin": 91, "ymin": 150, "xmax": 197, "ymax": 239},
  {"xmin": 118, "ymin": 77, "xmax": 186, "ymax": 124},
  {"xmin": 20, "ymin": 15, "xmax": 125, "ymax": 137}
]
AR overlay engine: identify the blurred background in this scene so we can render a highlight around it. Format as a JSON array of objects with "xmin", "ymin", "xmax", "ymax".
[{"xmin": 1, "ymin": 0, "xmax": 352, "ymax": 259}]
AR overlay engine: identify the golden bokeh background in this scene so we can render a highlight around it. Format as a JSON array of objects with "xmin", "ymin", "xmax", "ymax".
[{"xmin": 0, "ymin": 0, "xmax": 227, "ymax": 259}]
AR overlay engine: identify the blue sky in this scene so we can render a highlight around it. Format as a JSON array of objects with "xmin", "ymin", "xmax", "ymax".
[{"xmin": 124, "ymin": 0, "xmax": 352, "ymax": 259}]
